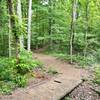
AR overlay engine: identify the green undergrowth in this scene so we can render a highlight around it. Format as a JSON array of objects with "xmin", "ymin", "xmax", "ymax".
[
  {"xmin": 45, "ymin": 52, "xmax": 94, "ymax": 67},
  {"xmin": 47, "ymin": 67, "xmax": 58, "ymax": 75},
  {"xmin": 93, "ymin": 66, "xmax": 100, "ymax": 85},
  {"xmin": 0, "ymin": 50, "xmax": 43, "ymax": 95}
]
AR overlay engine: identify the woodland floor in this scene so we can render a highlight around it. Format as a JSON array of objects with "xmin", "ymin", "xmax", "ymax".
[{"xmin": 0, "ymin": 53, "xmax": 99, "ymax": 100}]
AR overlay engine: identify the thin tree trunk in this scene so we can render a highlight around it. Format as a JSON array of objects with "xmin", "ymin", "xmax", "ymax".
[
  {"xmin": 84, "ymin": 0, "xmax": 89, "ymax": 58},
  {"xmin": 7, "ymin": 0, "xmax": 19, "ymax": 63},
  {"xmin": 8, "ymin": 18, "xmax": 12, "ymax": 57},
  {"xmin": 70, "ymin": 0, "xmax": 77, "ymax": 64},
  {"xmin": 17, "ymin": 0, "xmax": 24, "ymax": 50},
  {"xmin": 48, "ymin": 0, "xmax": 53, "ymax": 50},
  {"xmin": 35, "ymin": 9, "xmax": 38, "ymax": 50},
  {"xmin": 27, "ymin": 0, "xmax": 32, "ymax": 51}
]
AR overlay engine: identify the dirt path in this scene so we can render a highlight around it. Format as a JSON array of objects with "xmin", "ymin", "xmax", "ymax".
[
  {"xmin": 34, "ymin": 53, "xmax": 88, "ymax": 79},
  {"xmin": 0, "ymin": 53, "xmax": 88, "ymax": 100}
]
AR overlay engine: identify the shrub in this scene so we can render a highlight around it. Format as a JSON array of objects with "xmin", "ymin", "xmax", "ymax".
[
  {"xmin": 0, "ymin": 49, "xmax": 43, "ymax": 94},
  {"xmin": 16, "ymin": 49, "xmax": 41, "ymax": 74},
  {"xmin": 0, "ymin": 81, "xmax": 16, "ymax": 95},
  {"xmin": 14, "ymin": 75, "xmax": 28, "ymax": 87},
  {"xmin": 0, "ymin": 58, "xmax": 16, "ymax": 81}
]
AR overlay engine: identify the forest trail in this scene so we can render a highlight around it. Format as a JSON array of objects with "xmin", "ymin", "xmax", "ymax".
[
  {"xmin": 34, "ymin": 53, "xmax": 88, "ymax": 78},
  {"xmin": 0, "ymin": 53, "xmax": 88, "ymax": 100}
]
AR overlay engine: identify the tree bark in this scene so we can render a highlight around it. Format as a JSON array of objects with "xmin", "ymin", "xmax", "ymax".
[
  {"xmin": 27, "ymin": 0, "xmax": 32, "ymax": 51},
  {"xmin": 8, "ymin": 17, "xmax": 12, "ymax": 57},
  {"xmin": 7, "ymin": 0, "xmax": 19, "ymax": 63},
  {"xmin": 70, "ymin": 0, "xmax": 77, "ymax": 63},
  {"xmin": 17, "ymin": 0, "xmax": 24, "ymax": 50},
  {"xmin": 48, "ymin": 0, "xmax": 53, "ymax": 50},
  {"xmin": 84, "ymin": 0, "xmax": 89, "ymax": 58}
]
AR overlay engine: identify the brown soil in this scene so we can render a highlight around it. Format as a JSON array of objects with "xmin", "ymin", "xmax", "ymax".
[{"xmin": 33, "ymin": 53, "xmax": 89, "ymax": 78}]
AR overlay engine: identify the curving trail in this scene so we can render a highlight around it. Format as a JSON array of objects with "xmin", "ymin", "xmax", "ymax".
[{"xmin": 0, "ymin": 53, "xmax": 88, "ymax": 100}]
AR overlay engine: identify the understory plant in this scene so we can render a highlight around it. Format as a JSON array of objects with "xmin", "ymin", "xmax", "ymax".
[
  {"xmin": 0, "ymin": 50, "xmax": 42, "ymax": 95},
  {"xmin": 50, "ymin": 53, "xmax": 94, "ymax": 67},
  {"xmin": 94, "ymin": 66, "xmax": 100, "ymax": 84},
  {"xmin": 17, "ymin": 49, "xmax": 41, "ymax": 74}
]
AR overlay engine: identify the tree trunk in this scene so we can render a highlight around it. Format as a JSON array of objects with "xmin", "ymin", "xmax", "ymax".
[
  {"xmin": 84, "ymin": 0, "xmax": 89, "ymax": 58},
  {"xmin": 70, "ymin": 0, "xmax": 77, "ymax": 64},
  {"xmin": 8, "ymin": 17, "xmax": 12, "ymax": 57},
  {"xmin": 27, "ymin": 0, "xmax": 32, "ymax": 51},
  {"xmin": 17, "ymin": 0, "xmax": 24, "ymax": 50},
  {"xmin": 48, "ymin": 0, "xmax": 53, "ymax": 50},
  {"xmin": 7, "ymin": 0, "xmax": 19, "ymax": 63}
]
